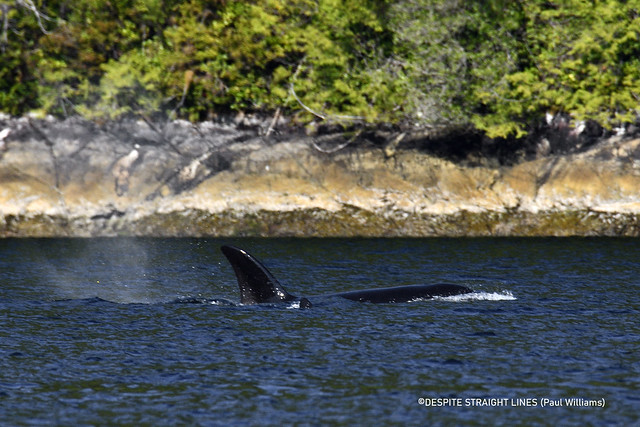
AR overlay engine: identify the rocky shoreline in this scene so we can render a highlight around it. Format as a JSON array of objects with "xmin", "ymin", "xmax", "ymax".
[{"xmin": 2, "ymin": 116, "xmax": 640, "ymax": 237}]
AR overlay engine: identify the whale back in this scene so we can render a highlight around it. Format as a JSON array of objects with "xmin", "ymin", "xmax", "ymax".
[
  {"xmin": 335, "ymin": 284, "xmax": 472, "ymax": 303},
  {"xmin": 221, "ymin": 245, "xmax": 472, "ymax": 306},
  {"xmin": 220, "ymin": 245, "xmax": 296, "ymax": 304}
]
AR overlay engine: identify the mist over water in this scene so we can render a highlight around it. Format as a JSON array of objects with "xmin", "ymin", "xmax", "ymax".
[
  {"xmin": 1, "ymin": 237, "xmax": 639, "ymax": 425},
  {"xmin": 1, "ymin": 238, "xmax": 224, "ymax": 304}
]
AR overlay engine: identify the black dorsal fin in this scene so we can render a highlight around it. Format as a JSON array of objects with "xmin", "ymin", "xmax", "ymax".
[{"xmin": 220, "ymin": 245, "xmax": 296, "ymax": 304}]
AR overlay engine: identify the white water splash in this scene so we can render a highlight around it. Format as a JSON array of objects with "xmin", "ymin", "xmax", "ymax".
[
  {"xmin": 286, "ymin": 301, "xmax": 304, "ymax": 309},
  {"xmin": 436, "ymin": 290, "xmax": 516, "ymax": 302}
]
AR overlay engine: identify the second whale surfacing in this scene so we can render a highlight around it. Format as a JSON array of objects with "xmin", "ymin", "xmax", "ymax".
[{"xmin": 220, "ymin": 245, "xmax": 473, "ymax": 308}]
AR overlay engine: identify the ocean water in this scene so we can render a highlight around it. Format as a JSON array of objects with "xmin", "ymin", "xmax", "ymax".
[{"xmin": 0, "ymin": 237, "xmax": 638, "ymax": 425}]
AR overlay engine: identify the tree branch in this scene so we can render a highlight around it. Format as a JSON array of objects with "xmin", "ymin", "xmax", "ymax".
[
  {"xmin": 289, "ymin": 63, "xmax": 366, "ymax": 123},
  {"xmin": 311, "ymin": 129, "xmax": 362, "ymax": 154},
  {"xmin": 1, "ymin": 4, "xmax": 8, "ymax": 51},
  {"xmin": 16, "ymin": 0, "xmax": 53, "ymax": 34}
]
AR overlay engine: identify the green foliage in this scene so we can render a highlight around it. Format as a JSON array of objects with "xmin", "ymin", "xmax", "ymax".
[
  {"xmin": 33, "ymin": 0, "xmax": 182, "ymax": 117},
  {"xmin": 76, "ymin": 40, "xmax": 173, "ymax": 119},
  {"xmin": 474, "ymin": 0, "xmax": 640, "ymax": 137},
  {"xmin": 1, "ymin": 0, "xmax": 639, "ymax": 139},
  {"xmin": 390, "ymin": 0, "xmax": 524, "ymax": 129},
  {"xmin": 162, "ymin": 0, "xmax": 400, "ymax": 122},
  {"xmin": 0, "ymin": 0, "xmax": 53, "ymax": 114}
]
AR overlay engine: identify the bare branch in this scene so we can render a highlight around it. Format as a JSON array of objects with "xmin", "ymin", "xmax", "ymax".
[
  {"xmin": 311, "ymin": 129, "xmax": 362, "ymax": 154},
  {"xmin": 289, "ymin": 65, "xmax": 326, "ymax": 120},
  {"xmin": 169, "ymin": 70, "xmax": 194, "ymax": 120},
  {"xmin": 289, "ymin": 63, "xmax": 366, "ymax": 123},
  {"xmin": 16, "ymin": 0, "xmax": 53, "ymax": 34},
  {"xmin": 1, "ymin": 4, "xmax": 8, "ymax": 50},
  {"xmin": 265, "ymin": 107, "xmax": 281, "ymax": 138}
]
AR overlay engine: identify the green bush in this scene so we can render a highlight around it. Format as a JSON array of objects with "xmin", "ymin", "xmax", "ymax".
[
  {"xmin": 1, "ymin": 0, "xmax": 638, "ymax": 138},
  {"xmin": 473, "ymin": 0, "xmax": 640, "ymax": 137}
]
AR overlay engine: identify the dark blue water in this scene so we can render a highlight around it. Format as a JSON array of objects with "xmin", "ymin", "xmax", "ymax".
[{"xmin": 1, "ymin": 238, "xmax": 638, "ymax": 425}]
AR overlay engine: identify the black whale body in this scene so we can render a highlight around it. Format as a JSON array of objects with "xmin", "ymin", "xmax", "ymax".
[{"xmin": 220, "ymin": 245, "xmax": 472, "ymax": 307}]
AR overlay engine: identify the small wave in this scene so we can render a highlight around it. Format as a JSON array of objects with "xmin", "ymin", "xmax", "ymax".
[
  {"xmin": 171, "ymin": 296, "xmax": 236, "ymax": 306},
  {"xmin": 436, "ymin": 291, "xmax": 516, "ymax": 302}
]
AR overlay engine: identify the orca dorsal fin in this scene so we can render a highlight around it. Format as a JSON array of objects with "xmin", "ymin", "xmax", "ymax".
[{"xmin": 220, "ymin": 245, "xmax": 295, "ymax": 304}]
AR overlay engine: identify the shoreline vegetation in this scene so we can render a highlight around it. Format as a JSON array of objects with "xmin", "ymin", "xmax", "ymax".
[
  {"xmin": 2, "ymin": 1, "xmax": 640, "ymax": 138},
  {"xmin": 2, "ymin": 1, "xmax": 640, "ymax": 237}
]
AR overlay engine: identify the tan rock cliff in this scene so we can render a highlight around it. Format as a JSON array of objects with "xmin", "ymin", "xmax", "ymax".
[{"xmin": 1, "ymin": 117, "xmax": 639, "ymax": 236}]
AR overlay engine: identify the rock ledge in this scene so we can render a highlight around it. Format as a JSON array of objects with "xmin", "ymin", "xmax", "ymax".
[{"xmin": 2, "ymin": 117, "xmax": 640, "ymax": 237}]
